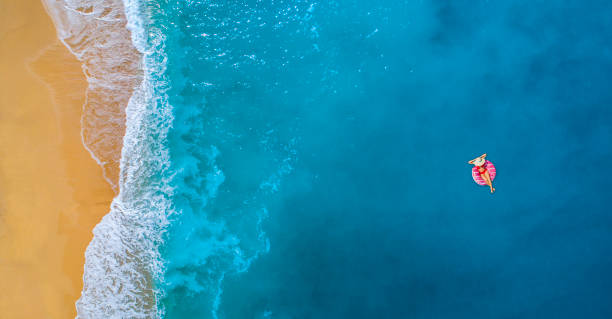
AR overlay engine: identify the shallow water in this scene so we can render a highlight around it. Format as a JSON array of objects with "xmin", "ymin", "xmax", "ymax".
[{"xmin": 49, "ymin": 0, "xmax": 612, "ymax": 317}]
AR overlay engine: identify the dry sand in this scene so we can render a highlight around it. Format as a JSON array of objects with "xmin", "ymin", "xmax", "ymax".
[{"xmin": 0, "ymin": 0, "xmax": 114, "ymax": 317}]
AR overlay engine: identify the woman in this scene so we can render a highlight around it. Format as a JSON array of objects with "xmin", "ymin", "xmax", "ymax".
[{"xmin": 469, "ymin": 153, "xmax": 495, "ymax": 193}]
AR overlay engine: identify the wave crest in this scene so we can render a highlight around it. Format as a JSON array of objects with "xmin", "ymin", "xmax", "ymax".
[{"xmin": 75, "ymin": 19, "xmax": 172, "ymax": 317}]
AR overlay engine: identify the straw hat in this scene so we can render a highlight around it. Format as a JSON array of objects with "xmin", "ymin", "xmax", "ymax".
[{"xmin": 473, "ymin": 157, "xmax": 486, "ymax": 167}]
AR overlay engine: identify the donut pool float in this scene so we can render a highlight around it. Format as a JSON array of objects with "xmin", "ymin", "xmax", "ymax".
[{"xmin": 472, "ymin": 160, "xmax": 496, "ymax": 185}]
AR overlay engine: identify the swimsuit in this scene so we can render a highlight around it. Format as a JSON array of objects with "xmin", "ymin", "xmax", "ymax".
[
  {"xmin": 477, "ymin": 165, "xmax": 487, "ymax": 175},
  {"xmin": 472, "ymin": 160, "xmax": 496, "ymax": 186}
]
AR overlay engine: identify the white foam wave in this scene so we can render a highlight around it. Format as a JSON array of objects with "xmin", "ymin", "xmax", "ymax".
[
  {"xmin": 75, "ymin": 18, "xmax": 172, "ymax": 318},
  {"xmin": 42, "ymin": 0, "xmax": 142, "ymax": 192},
  {"xmin": 44, "ymin": 0, "xmax": 173, "ymax": 317}
]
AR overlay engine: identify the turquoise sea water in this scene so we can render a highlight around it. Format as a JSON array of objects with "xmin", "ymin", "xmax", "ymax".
[{"xmin": 54, "ymin": 0, "xmax": 612, "ymax": 317}]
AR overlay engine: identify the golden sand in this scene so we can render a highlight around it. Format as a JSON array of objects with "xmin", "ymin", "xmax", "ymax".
[{"xmin": 0, "ymin": 1, "xmax": 114, "ymax": 317}]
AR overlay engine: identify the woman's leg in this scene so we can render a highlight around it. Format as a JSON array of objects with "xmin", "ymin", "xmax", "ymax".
[{"xmin": 483, "ymin": 171, "xmax": 495, "ymax": 193}]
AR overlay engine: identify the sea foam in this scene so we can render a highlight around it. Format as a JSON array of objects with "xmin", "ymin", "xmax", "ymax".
[
  {"xmin": 44, "ymin": 0, "xmax": 171, "ymax": 317},
  {"xmin": 76, "ymin": 3, "xmax": 174, "ymax": 319},
  {"xmin": 42, "ymin": 0, "xmax": 142, "ymax": 192}
]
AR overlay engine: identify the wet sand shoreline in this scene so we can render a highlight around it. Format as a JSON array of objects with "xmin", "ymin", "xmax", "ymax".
[{"xmin": 0, "ymin": 1, "xmax": 114, "ymax": 317}]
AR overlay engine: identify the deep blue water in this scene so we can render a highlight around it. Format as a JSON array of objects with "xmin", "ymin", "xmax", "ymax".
[{"xmin": 141, "ymin": 0, "xmax": 612, "ymax": 318}]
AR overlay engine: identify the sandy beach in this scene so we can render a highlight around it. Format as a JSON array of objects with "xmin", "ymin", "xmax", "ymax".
[{"xmin": 0, "ymin": 1, "xmax": 114, "ymax": 318}]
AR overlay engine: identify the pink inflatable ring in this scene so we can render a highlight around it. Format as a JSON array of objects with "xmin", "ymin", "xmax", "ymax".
[{"xmin": 472, "ymin": 160, "xmax": 496, "ymax": 186}]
